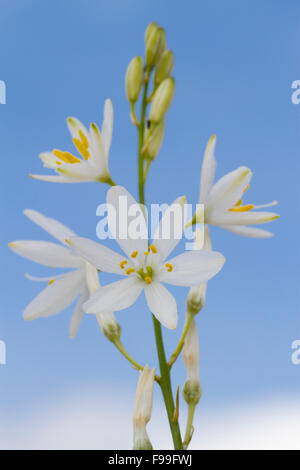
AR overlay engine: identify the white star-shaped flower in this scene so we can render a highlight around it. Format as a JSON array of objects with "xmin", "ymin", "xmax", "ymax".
[
  {"xmin": 9, "ymin": 209, "xmax": 98, "ymax": 338},
  {"xmin": 30, "ymin": 99, "xmax": 115, "ymax": 184},
  {"xmin": 68, "ymin": 186, "xmax": 225, "ymax": 330}
]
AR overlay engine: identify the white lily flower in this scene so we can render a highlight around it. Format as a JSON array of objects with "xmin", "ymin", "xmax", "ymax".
[
  {"xmin": 30, "ymin": 99, "xmax": 115, "ymax": 184},
  {"xmin": 8, "ymin": 209, "xmax": 100, "ymax": 339},
  {"xmin": 189, "ymin": 135, "xmax": 279, "ymax": 238},
  {"xmin": 68, "ymin": 185, "xmax": 225, "ymax": 330}
]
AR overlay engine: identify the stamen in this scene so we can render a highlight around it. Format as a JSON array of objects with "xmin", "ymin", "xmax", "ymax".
[
  {"xmin": 48, "ymin": 279, "xmax": 55, "ymax": 285},
  {"xmin": 144, "ymin": 251, "xmax": 150, "ymax": 256},
  {"xmin": 56, "ymin": 161, "xmax": 62, "ymax": 165},
  {"xmin": 165, "ymin": 263, "xmax": 173, "ymax": 272},
  {"xmin": 149, "ymin": 244, "xmax": 157, "ymax": 254},
  {"xmin": 79, "ymin": 130, "xmax": 89, "ymax": 149},
  {"xmin": 145, "ymin": 276, "xmax": 152, "ymax": 284},
  {"xmin": 126, "ymin": 268, "xmax": 135, "ymax": 275},
  {"xmin": 235, "ymin": 198, "xmax": 243, "ymax": 207},
  {"xmin": 229, "ymin": 204, "xmax": 254, "ymax": 213},
  {"xmin": 120, "ymin": 260, "xmax": 127, "ymax": 269},
  {"xmin": 131, "ymin": 250, "xmax": 138, "ymax": 258},
  {"xmin": 73, "ymin": 138, "xmax": 90, "ymax": 160},
  {"xmin": 53, "ymin": 149, "xmax": 81, "ymax": 163}
]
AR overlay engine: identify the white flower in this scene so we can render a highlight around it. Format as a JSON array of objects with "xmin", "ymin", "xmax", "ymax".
[
  {"xmin": 8, "ymin": 209, "xmax": 99, "ymax": 339},
  {"xmin": 68, "ymin": 185, "xmax": 225, "ymax": 330},
  {"xmin": 133, "ymin": 366, "xmax": 155, "ymax": 450},
  {"xmin": 190, "ymin": 135, "xmax": 279, "ymax": 238},
  {"xmin": 30, "ymin": 99, "xmax": 115, "ymax": 184}
]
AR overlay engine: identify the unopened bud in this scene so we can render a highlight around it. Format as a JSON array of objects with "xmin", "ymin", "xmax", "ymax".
[
  {"xmin": 145, "ymin": 22, "xmax": 158, "ymax": 44},
  {"xmin": 133, "ymin": 366, "xmax": 155, "ymax": 450},
  {"xmin": 182, "ymin": 379, "xmax": 202, "ymax": 405},
  {"xmin": 125, "ymin": 56, "xmax": 144, "ymax": 103},
  {"xmin": 96, "ymin": 311, "xmax": 121, "ymax": 342},
  {"xmin": 182, "ymin": 319, "xmax": 202, "ymax": 405},
  {"xmin": 145, "ymin": 26, "xmax": 166, "ymax": 67},
  {"xmin": 149, "ymin": 77, "xmax": 175, "ymax": 123},
  {"xmin": 144, "ymin": 119, "xmax": 165, "ymax": 159},
  {"xmin": 154, "ymin": 50, "xmax": 174, "ymax": 86}
]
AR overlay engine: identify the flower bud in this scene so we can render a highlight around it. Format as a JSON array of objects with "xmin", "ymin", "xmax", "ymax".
[
  {"xmin": 182, "ymin": 319, "xmax": 202, "ymax": 405},
  {"xmin": 133, "ymin": 366, "xmax": 155, "ymax": 450},
  {"xmin": 149, "ymin": 77, "xmax": 175, "ymax": 123},
  {"xmin": 144, "ymin": 22, "xmax": 158, "ymax": 44},
  {"xmin": 145, "ymin": 26, "xmax": 166, "ymax": 67},
  {"xmin": 144, "ymin": 119, "xmax": 165, "ymax": 159},
  {"xmin": 154, "ymin": 50, "xmax": 174, "ymax": 86},
  {"xmin": 125, "ymin": 56, "xmax": 144, "ymax": 103},
  {"xmin": 96, "ymin": 311, "xmax": 121, "ymax": 342}
]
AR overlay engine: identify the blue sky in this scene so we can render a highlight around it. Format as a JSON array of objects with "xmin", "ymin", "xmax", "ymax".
[{"xmin": 0, "ymin": 0, "xmax": 299, "ymax": 441}]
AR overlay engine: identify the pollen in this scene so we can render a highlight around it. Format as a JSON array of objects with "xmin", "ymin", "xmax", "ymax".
[
  {"xmin": 73, "ymin": 137, "xmax": 90, "ymax": 160},
  {"xmin": 149, "ymin": 244, "xmax": 157, "ymax": 254},
  {"xmin": 53, "ymin": 149, "xmax": 81, "ymax": 164},
  {"xmin": 144, "ymin": 251, "xmax": 150, "ymax": 256},
  {"xmin": 126, "ymin": 268, "xmax": 135, "ymax": 275},
  {"xmin": 79, "ymin": 130, "xmax": 89, "ymax": 149},
  {"xmin": 229, "ymin": 204, "xmax": 254, "ymax": 212},
  {"xmin": 145, "ymin": 276, "xmax": 152, "ymax": 284},
  {"xmin": 131, "ymin": 250, "xmax": 138, "ymax": 258},
  {"xmin": 48, "ymin": 279, "xmax": 55, "ymax": 285},
  {"xmin": 120, "ymin": 260, "xmax": 127, "ymax": 269},
  {"xmin": 165, "ymin": 263, "xmax": 173, "ymax": 272}
]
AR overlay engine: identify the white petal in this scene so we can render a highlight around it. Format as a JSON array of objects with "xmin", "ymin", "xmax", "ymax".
[
  {"xmin": 25, "ymin": 273, "xmax": 66, "ymax": 282},
  {"xmin": 193, "ymin": 225, "xmax": 212, "ymax": 251},
  {"xmin": 218, "ymin": 224, "xmax": 274, "ymax": 238},
  {"xmin": 39, "ymin": 152, "xmax": 60, "ymax": 169},
  {"xmin": 66, "ymin": 116, "xmax": 90, "ymax": 142},
  {"xmin": 106, "ymin": 186, "xmax": 148, "ymax": 262},
  {"xmin": 152, "ymin": 195, "xmax": 186, "ymax": 261},
  {"xmin": 158, "ymin": 249, "xmax": 225, "ymax": 286},
  {"xmin": 199, "ymin": 135, "xmax": 217, "ymax": 204},
  {"xmin": 144, "ymin": 282, "xmax": 177, "ymax": 329},
  {"xmin": 205, "ymin": 166, "xmax": 252, "ymax": 217},
  {"xmin": 89, "ymin": 122, "xmax": 109, "ymax": 176},
  {"xmin": 212, "ymin": 211, "xmax": 279, "ymax": 226},
  {"xmin": 57, "ymin": 162, "xmax": 97, "ymax": 181},
  {"xmin": 9, "ymin": 240, "xmax": 83, "ymax": 268},
  {"xmin": 68, "ymin": 237, "xmax": 125, "ymax": 274},
  {"xmin": 69, "ymin": 285, "xmax": 89, "ymax": 339},
  {"xmin": 30, "ymin": 174, "xmax": 76, "ymax": 183},
  {"xmin": 101, "ymin": 99, "xmax": 113, "ymax": 160},
  {"xmin": 24, "ymin": 209, "xmax": 77, "ymax": 246},
  {"xmin": 84, "ymin": 276, "xmax": 143, "ymax": 314},
  {"xmin": 23, "ymin": 270, "xmax": 85, "ymax": 320}
]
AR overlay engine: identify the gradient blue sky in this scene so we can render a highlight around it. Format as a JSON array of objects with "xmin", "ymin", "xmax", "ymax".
[{"xmin": 0, "ymin": 0, "xmax": 299, "ymax": 433}]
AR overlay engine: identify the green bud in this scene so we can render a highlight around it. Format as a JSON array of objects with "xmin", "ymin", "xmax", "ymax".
[
  {"xmin": 149, "ymin": 77, "xmax": 175, "ymax": 123},
  {"xmin": 145, "ymin": 26, "xmax": 166, "ymax": 67},
  {"xmin": 154, "ymin": 50, "xmax": 174, "ymax": 86},
  {"xmin": 96, "ymin": 312, "xmax": 121, "ymax": 342},
  {"xmin": 144, "ymin": 22, "xmax": 158, "ymax": 44},
  {"xmin": 125, "ymin": 56, "xmax": 144, "ymax": 103},
  {"xmin": 182, "ymin": 380, "xmax": 202, "ymax": 405},
  {"xmin": 144, "ymin": 119, "xmax": 165, "ymax": 159}
]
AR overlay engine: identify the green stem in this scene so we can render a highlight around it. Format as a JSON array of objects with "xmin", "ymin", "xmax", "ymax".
[
  {"xmin": 168, "ymin": 310, "xmax": 194, "ymax": 368},
  {"xmin": 152, "ymin": 315, "xmax": 183, "ymax": 449},
  {"xmin": 136, "ymin": 67, "xmax": 183, "ymax": 450},
  {"xmin": 183, "ymin": 403, "xmax": 196, "ymax": 449}
]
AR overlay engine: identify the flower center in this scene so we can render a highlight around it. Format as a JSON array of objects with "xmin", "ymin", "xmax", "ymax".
[
  {"xmin": 53, "ymin": 130, "xmax": 90, "ymax": 164},
  {"xmin": 228, "ymin": 184, "xmax": 254, "ymax": 212}
]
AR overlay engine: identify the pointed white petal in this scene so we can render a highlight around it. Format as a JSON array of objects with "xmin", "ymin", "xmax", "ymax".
[
  {"xmin": 152, "ymin": 195, "xmax": 186, "ymax": 261},
  {"xmin": 144, "ymin": 282, "xmax": 177, "ymax": 329},
  {"xmin": 101, "ymin": 99, "xmax": 113, "ymax": 160},
  {"xmin": 106, "ymin": 186, "xmax": 148, "ymax": 262},
  {"xmin": 9, "ymin": 240, "xmax": 83, "ymax": 268},
  {"xmin": 158, "ymin": 249, "xmax": 225, "ymax": 286},
  {"xmin": 199, "ymin": 135, "xmax": 217, "ymax": 204},
  {"xmin": 23, "ymin": 270, "xmax": 85, "ymax": 320},
  {"xmin": 38, "ymin": 152, "xmax": 60, "ymax": 169},
  {"xmin": 66, "ymin": 116, "xmax": 90, "ymax": 141},
  {"xmin": 30, "ymin": 174, "xmax": 76, "ymax": 183},
  {"xmin": 24, "ymin": 209, "xmax": 77, "ymax": 246},
  {"xmin": 212, "ymin": 211, "xmax": 279, "ymax": 226},
  {"xmin": 25, "ymin": 272, "xmax": 66, "ymax": 282},
  {"xmin": 89, "ymin": 122, "xmax": 109, "ymax": 176},
  {"xmin": 193, "ymin": 225, "xmax": 212, "ymax": 251},
  {"xmin": 68, "ymin": 237, "xmax": 125, "ymax": 274},
  {"xmin": 218, "ymin": 224, "xmax": 274, "ymax": 238},
  {"xmin": 69, "ymin": 285, "xmax": 89, "ymax": 339},
  {"xmin": 57, "ymin": 162, "xmax": 97, "ymax": 181},
  {"xmin": 206, "ymin": 166, "xmax": 252, "ymax": 217},
  {"xmin": 84, "ymin": 276, "xmax": 143, "ymax": 314}
]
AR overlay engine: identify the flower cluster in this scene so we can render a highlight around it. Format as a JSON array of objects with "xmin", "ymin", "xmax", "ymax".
[{"xmin": 9, "ymin": 22, "xmax": 279, "ymax": 450}]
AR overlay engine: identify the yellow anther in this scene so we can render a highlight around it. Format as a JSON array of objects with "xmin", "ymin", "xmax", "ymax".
[
  {"xmin": 144, "ymin": 251, "xmax": 150, "ymax": 256},
  {"xmin": 48, "ymin": 279, "xmax": 55, "ymax": 285},
  {"xmin": 149, "ymin": 244, "xmax": 157, "ymax": 254},
  {"xmin": 79, "ymin": 129, "xmax": 89, "ymax": 149},
  {"xmin": 126, "ymin": 268, "xmax": 135, "ymax": 275},
  {"xmin": 56, "ymin": 161, "xmax": 62, "ymax": 165},
  {"xmin": 165, "ymin": 263, "xmax": 173, "ymax": 272},
  {"xmin": 243, "ymin": 184, "xmax": 250, "ymax": 193},
  {"xmin": 235, "ymin": 198, "xmax": 243, "ymax": 207},
  {"xmin": 53, "ymin": 149, "xmax": 80, "ymax": 163},
  {"xmin": 229, "ymin": 204, "xmax": 254, "ymax": 213},
  {"xmin": 120, "ymin": 260, "xmax": 127, "ymax": 269},
  {"xmin": 73, "ymin": 137, "xmax": 90, "ymax": 160},
  {"xmin": 145, "ymin": 276, "xmax": 152, "ymax": 284},
  {"xmin": 131, "ymin": 250, "xmax": 138, "ymax": 258}
]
